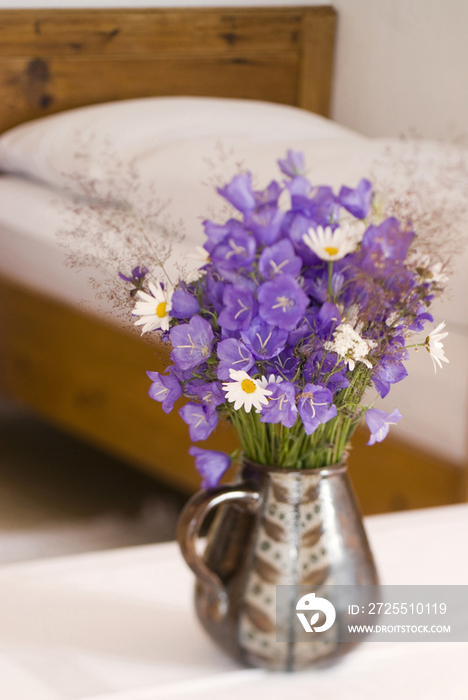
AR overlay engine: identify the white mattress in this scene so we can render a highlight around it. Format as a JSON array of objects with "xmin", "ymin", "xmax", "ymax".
[{"xmin": 0, "ymin": 134, "xmax": 467, "ymax": 464}]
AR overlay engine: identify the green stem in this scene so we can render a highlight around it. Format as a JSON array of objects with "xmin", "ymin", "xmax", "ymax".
[
  {"xmin": 226, "ymin": 363, "xmax": 373, "ymax": 469},
  {"xmin": 327, "ymin": 260, "xmax": 334, "ymax": 301}
]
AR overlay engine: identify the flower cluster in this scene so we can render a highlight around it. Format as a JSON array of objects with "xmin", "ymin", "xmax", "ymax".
[{"xmin": 123, "ymin": 151, "xmax": 449, "ymax": 484}]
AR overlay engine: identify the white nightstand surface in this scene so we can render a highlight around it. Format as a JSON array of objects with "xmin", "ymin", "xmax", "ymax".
[{"xmin": 0, "ymin": 503, "xmax": 467, "ymax": 700}]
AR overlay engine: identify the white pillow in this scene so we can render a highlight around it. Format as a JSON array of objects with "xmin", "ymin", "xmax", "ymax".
[{"xmin": 0, "ymin": 97, "xmax": 361, "ymax": 197}]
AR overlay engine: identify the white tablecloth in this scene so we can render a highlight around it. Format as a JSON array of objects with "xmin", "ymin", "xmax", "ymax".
[{"xmin": 0, "ymin": 504, "xmax": 467, "ymax": 700}]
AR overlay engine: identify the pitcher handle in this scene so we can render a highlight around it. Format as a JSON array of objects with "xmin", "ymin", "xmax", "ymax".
[{"xmin": 177, "ymin": 483, "xmax": 261, "ymax": 621}]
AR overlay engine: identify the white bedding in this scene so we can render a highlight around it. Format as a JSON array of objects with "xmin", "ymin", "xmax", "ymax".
[{"xmin": 0, "ymin": 99, "xmax": 467, "ymax": 464}]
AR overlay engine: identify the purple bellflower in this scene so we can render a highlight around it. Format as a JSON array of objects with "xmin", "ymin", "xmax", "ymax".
[
  {"xmin": 268, "ymin": 347, "xmax": 300, "ymax": 381},
  {"xmin": 244, "ymin": 205, "xmax": 283, "ymax": 246},
  {"xmin": 119, "ymin": 265, "xmax": 148, "ymax": 283},
  {"xmin": 366, "ymin": 408, "xmax": 402, "ymax": 445},
  {"xmin": 303, "ymin": 352, "xmax": 349, "ymax": 394},
  {"xmin": 147, "ymin": 371, "xmax": 182, "ymax": 414},
  {"xmin": 373, "ymin": 359, "xmax": 408, "ymax": 398},
  {"xmin": 257, "ymin": 274, "xmax": 309, "ymax": 331},
  {"xmin": 170, "ymin": 315, "xmax": 214, "ymax": 372},
  {"xmin": 210, "ymin": 227, "xmax": 256, "ymax": 273},
  {"xmin": 203, "ymin": 220, "xmax": 232, "ymax": 253},
  {"xmin": 253, "ymin": 180, "xmax": 282, "ymax": 208},
  {"xmin": 260, "ymin": 381, "xmax": 298, "ymax": 428},
  {"xmin": 241, "ymin": 317, "xmax": 288, "ymax": 360},
  {"xmin": 298, "ymin": 384, "xmax": 337, "ymax": 435},
  {"xmin": 185, "ymin": 380, "xmax": 225, "ymax": 415},
  {"xmin": 179, "ymin": 403, "xmax": 219, "ymax": 442},
  {"xmin": 290, "ymin": 186, "xmax": 338, "ymax": 227},
  {"xmin": 218, "ymin": 282, "xmax": 258, "ymax": 331},
  {"xmin": 360, "ymin": 218, "xmax": 414, "ymax": 275},
  {"xmin": 216, "ymin": 338, "xmax": 254, "ymax": 380},
  {"xmin": 258, "ymin": 239, "xmax": 303, "ymax": 280}
]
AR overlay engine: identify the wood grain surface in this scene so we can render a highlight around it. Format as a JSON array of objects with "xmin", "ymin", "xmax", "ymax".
[
  {"xmin": 0, "ymin": 6, "xmax": 336, "ymax": 132},
  {"xmin": 0, "ymin": 275, "xmax": 238, "ymax": 494}
]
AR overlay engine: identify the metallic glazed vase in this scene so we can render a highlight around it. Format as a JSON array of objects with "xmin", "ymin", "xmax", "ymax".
[{"xmin": 177, "ymin": 459, "xmax": 378, "ymax": 671}]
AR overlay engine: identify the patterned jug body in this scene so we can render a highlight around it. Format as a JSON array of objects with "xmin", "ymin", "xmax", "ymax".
[{"xmin": 177, "ymin": 459, "xmax": 378, "ymax": 671}]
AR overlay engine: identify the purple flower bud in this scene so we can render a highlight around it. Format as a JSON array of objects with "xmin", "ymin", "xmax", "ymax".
[
  {"xmin": 119, "ymin": 266, "xmax": 148, "ymax": 283},
  {"xmin": 189, "ymin": 447, "xmax": 231, "ymax": 488},
  {"xmin": 338, "ymin": 178, "xmax": 373, "ymax": 219},
  {"xmin": 217, "ymin": 173, "xmax": 256, "ymax": 213},
  {"xmin": 170, "ymin": 287, "xmax": 200, "ymax": 319},
  {"xmin": 278, "ymin": 150, "xmax": 306, "ymax": 178},
  {"xmin": 202, "ymin": 271, "xmax": 225, "ymax": 314}
]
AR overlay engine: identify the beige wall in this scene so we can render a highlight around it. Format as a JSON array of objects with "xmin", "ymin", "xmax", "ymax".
[{"xmin": 331, "ymin": 0, "xmax": 468, "ymax": 141}]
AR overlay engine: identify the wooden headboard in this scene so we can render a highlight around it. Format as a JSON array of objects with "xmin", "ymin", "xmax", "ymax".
[{"xmin": 0, "ymin": 6, "xmax": 335, "ymax": 133}]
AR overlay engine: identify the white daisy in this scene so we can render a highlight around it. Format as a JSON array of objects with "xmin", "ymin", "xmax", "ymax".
[
  {"xmin": 425, "ymin": 321, "xmax": 449, "ymax": 373},
  {"xmin": 132, "ymin": 281, "xmax": 173, "ymax": 334},
  {"xmin": 257, "ymin": 374, "xmax": 283, "ymax": 389},
  {"xmin": 183, "ymin": 267, "xmax": 206, "ymax": 284},
  {"xmin": 222, "ymin": 369, "xmax": 272, "ymax": 413},
  {"xmin": 187, "ymin": 246, "xmax": 211, "ymax": 265},
  {"xmin": 407, "ymin": 252, "xmax": 449, "ymax": 287},
  {"xmin": 302, "ymin": 221, "xmax": 365, "ymax": 262},
  {"xmin": 184, "ymin": 246, "xmax": 211, "ymax": 283},
  {"xmin": 325, "ymin": 322, "xmax": 377, "ymax": 371}
]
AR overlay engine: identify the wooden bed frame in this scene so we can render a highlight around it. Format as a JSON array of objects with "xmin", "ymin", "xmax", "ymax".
[{"xmin": 0, "ymin": 7, "xmax": 465, "ymax": 512}]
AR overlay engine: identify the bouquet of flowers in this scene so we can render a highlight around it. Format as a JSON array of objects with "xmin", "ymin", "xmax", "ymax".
[{"xmin": 123, "ymin": 150, "xmax": 449, "ymax": 487}]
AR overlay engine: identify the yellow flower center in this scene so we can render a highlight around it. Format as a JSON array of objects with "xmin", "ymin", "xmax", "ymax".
[
  {"xmin": 156, "ymin": 301, "xmax": 167, "ymax": 318},
  {"xmin": 324, "ymin": 246, "xmax": 339, "ymax": 256},
  {"xmin": 241, "ymin": 378, "xmax": 257, "ymax": 394}
]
